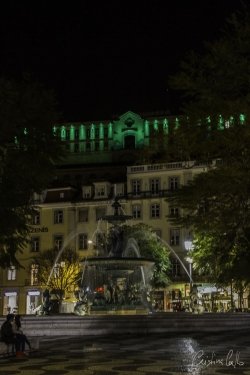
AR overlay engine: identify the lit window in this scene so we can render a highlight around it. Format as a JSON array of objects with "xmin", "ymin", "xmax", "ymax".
[
  {"xmin": 151, "ymin": 203, "xmax": 160, "ymax": 218},
  {"xmin": 170, "ymin": 228, "xmax": 180, "ymax": 246},
  {"xmin": 31, "ymin": 237, "xmax": 40, "ymax": 252},
  {"xmin": 132, "ymin": 204, "xmax": 141, "ymax": 219},
  {"xmin": 54, "ymin": 210, "xmax": 63, "ymax": 224},
  {"xmin": 31, "ymin": 264, "xmax": 39, "ymax": 285},
  {"xmin": 79, "ymin": 234, "xmax": 88, "ymax": 250},
  {"xmin": 7, "ymin": 266, "xmax": 16, "ymax": 281}
]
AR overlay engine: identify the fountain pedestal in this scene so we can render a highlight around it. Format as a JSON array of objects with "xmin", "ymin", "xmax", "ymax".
[{"xmin": 75, "ymin": 198, "xmax": 154, "ymax": 316}]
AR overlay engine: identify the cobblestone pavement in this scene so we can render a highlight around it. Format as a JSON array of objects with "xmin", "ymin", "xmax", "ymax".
[{"xmin": 0, "ymin": 330, "xmax": 250, "ymax": 375}]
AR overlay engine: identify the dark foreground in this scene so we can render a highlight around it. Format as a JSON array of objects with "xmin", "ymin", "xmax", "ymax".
[{"xmin": 0, "ymin": 330, "xmax": 250, "ymax": 375}]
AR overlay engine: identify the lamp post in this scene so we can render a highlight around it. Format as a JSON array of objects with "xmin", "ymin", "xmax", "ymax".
[{"xmin": 184, "ymin": 239, "xmax": 193, "ymax": 294}]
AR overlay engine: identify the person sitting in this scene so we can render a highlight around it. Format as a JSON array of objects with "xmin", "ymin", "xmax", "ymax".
[
  {"xmin": 0, "ymin": 313, "xmax": 26, "ymax": 357},
  {"xmin": 13, "ymin": 315, "xmax": 31, "ymax": 351}
]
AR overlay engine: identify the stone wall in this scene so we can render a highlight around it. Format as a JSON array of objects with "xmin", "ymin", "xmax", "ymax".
[{"xmin": 1, "ymin": 313, "xmax": 249, "ymax": 337}]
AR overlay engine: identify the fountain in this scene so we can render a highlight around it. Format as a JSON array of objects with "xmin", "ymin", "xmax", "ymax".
[{"xmin": 74, "ymin": 197, "xmax": 155, "ymax": 315}]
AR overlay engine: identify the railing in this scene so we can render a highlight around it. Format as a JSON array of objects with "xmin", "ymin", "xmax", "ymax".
[
  {"xmin": 126, "ymin": 189, "xmax": 177, "ymax": 199},
  {"xmin": 128, "ymin": 160, "xmax": 215, "ymax": 174}
]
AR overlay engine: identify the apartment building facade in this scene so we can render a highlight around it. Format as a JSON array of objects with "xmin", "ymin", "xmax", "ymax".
[{"xmin": 0, "ymin": 159, "xmax": 216, "ymax": 315}]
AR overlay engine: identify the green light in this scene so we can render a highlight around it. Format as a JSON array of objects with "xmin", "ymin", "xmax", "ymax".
[
  {"xmin": 218, "ymin": 115, "xmax": 224, "ymax": 130},
  {"xmin": 144, "ymin": 120, "xmax": 149, "ymax": 136},
  {"xmin": 70, "ymin": 125, "xmax": 75, "ymax": 140},
  {"xmin": 163, "ymin": 118, "xmax": 168, "ymax": 134},
  {"xmin": 239, "ymin": 114, "xmax": 245, "ymax": 124},
  {"xmin": 154, "ymin": 120, "xmax": 158, "ymax": 131},
  {"xmin": 91, "ymin": 124, "xmax": 95, "ymax": 139},
  {"xmin": 79, "ymin": 125, "xmax": 85, "ymax": 140},
  {"xmin": 108, "ymin": 123, "xmax": 112, "ymax": 138},
  {"xmin": 99, "ymin": 123, "xmax": 104, "ymax": 139},
  {"xmin": 61, "ymin": 126, "xmax": 66, "ymax": 140}
]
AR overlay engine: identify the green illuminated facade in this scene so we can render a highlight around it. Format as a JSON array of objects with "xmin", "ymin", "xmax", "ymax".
[
  {"xmin": 54, "ymin": 111, "xmax": 176, "ymax": 165},
  {"xmin": 54, "ymin": 110, "xmax": 246, "ymax": 166}
]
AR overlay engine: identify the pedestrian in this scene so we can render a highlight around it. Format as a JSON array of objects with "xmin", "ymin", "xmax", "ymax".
[
  {"xmin": 0, "ymin": 313, "xmax": 26, "ymax": 357},
  {"xmin": 13, "ymin": 315, "xmax": 32, "ymax": 351}
]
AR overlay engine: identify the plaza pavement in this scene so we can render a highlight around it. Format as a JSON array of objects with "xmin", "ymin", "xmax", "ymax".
[{"xmin": 0, "ymin": 330, "xmax": 250, "ymax": 375}]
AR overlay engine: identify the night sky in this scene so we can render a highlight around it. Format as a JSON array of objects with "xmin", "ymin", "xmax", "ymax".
[{"xmin": 0, "ymin": 1, "xmax": 243, "ymax": 122}]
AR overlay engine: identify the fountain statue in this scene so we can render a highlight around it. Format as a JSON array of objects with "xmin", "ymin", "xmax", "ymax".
[{"xmin": 74, "ymin": 197, "xmax": 154, "ymax": 315}]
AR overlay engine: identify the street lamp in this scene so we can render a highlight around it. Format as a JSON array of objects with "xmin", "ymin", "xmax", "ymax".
[{"xmin": 184, "ymin": 239, "xmax": 193, "ymax": 293}]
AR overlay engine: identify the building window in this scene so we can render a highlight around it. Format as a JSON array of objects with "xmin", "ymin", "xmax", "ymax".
[
  {"xmin": 104, "ymin": 140, "xmax": 109, "ymax": 150},
  {"xmin": 169, "ymin": 207, "xmax": 179, "ymax": 217},
  {"xmin": 31, "ymin": 264, "xmax": 39, "ymax": 285},
  {"xmin": 32, "ymin": 211, "xmax": 40, "ymax": 225},
  {"xmin": 170, "ymin": 228, "xmax": 180, "ymax": 246},
  {"xmin": 171, "ymin": 258, "xmax": 181, "ymax": 277},
  {"xmin": 169, "ymin": 177, "xmax": 179, "ymax": 191},
  {"xmin": 74, "ymin": 143, "xmax": 79, "ymax": 153},
  {"xmin": 96, "ymin": 186, "xmax": 105, "ymax": 197},
  {"xmin": 31, "ymin": 237, "xmax": 40, "ymax": 252},
  {"xmin": 7, "ymin": 266, "xmax": 16, "ymax": 281},
  {"xmin": 132, "ymin": 204, "xmax": 141, "ymax": 219},
  {"xmin": 131, "ymin": 179, "xmax": 141, "ymax": 195},
  {"xmin": 94, "ymin": 233, "xmax": 105, "ymax": 250},
  {"xmin": 82, "ymin": 186, "xmax": 92, "ymax": 198},
  {"xmin": 151, "ymin": 203, "xmax": 160, "ymax": 218},
  {"xmin": 79, "ymin": 234, "xmax": 88, "ymax": 250},
  {"xmin": 54, "ymin": 235, "xmax": 63, "ymax": 250},
  {"xmin": 54, "ymin": 210, "xmax": 63, "ymax": 224},
  {"xmin": 150, "ymin": 178, "xmax": 160, "ymax": 195},
  {"xmin": 96, "ymin": 208, "xmax": 106, "ymax": 221},
  {"xmin": 78, "ymin": 209, "xmax": 88, "ymax": 222}
]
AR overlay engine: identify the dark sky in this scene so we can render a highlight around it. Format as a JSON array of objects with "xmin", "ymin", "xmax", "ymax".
[{"xmin": 0, "ymin": 1, "xmax": 244, "ymax": 122}]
